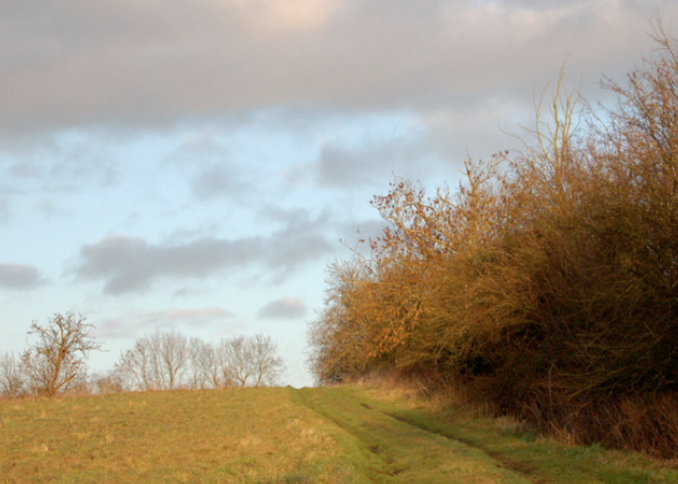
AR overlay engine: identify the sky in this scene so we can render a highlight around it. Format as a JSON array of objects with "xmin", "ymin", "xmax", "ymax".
[{"xmin": 1, "ymin": 0, "xmax": 677, "ymax": 388}]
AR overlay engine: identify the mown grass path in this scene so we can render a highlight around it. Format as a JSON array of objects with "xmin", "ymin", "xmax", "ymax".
[
  {"xmin": 1, "ymin": 386, "xmax": 677, "ymax": 483},
  {"xmin": 294, "ymin": 387, "xmax": 530, "ymax": 483}
]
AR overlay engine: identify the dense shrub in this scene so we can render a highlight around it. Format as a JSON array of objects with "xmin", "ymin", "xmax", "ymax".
[{"xmin": 309, "ymin": 24, "xmax": 678, "ymax": 457}]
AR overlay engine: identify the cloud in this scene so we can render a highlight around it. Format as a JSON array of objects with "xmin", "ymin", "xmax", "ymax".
[
  {"xmin": 279, "ymin": 113, "xmax": 453, "ymax": 191},
  {"xmin": 163, "ymin": 133, "xmax": 252, "ymax": 201},
  {"xmin": 0, "ymin": 264, "xmax": 45, "ymax": 290},
  {"xmin": 153, "ymin": 307, "xmax": 236, "ymax": 325},
  {"xmin": 256, "ymin": 205, "xmax": 338, "ymax": 270},
  {"xmin": 73, "ymin": 208, "xmax": 337, "ymax": 294},
  {"xmin": 96, "ymin": 306, "xmax": 237, "ymax": 338},
  {"xmin": 258, "ymin": 297, "xmax": 307, "ymax": 319},
  {"xmin": 74, "ymin": 235, "xmax": 262, "ymax": 294},
  {"xmin": 250, "ymin": 0, "xmax": 341, "ymax": 31},
  {"xmin": 314, "ymin": 136, "xmax": 443, "ymax": 188},
  {"xmin": 0, "ymin": 199, "xmax": 11, "ymax": 224},
  {"xmin": 191, "ymin": 165, "xmax": 245, "ymax": 200},
  {"xmin": 0, "ymin": 133, "xmax": 118, "ymax": 200},
  {"xmin": 0, "ymin": 0, "xmax": 673, "ymax": 136}
]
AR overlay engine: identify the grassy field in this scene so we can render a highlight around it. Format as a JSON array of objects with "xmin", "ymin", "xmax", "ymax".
[{"xmin": 2, "ymin": 384, "xmax": 677, "ymax": 483}]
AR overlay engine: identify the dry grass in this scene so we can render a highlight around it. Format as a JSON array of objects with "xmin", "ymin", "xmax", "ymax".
[
  {"xmin": 3, "ymin": 383, "xmax": 678, "ymax": 483},
  {"xmin": 342, "ymin": 370, "xmax": 425, "ymax": 404},
  {"xmin": 0, "ymin": 388, "xmax": 360, "ymax": 483},
  {"xmin": 341, "ymin": 372, "xmax": 678, "ymax": 483},
  {"xmin": 535, "ymin": 392, "xmax": 678, "ymax": 459}
]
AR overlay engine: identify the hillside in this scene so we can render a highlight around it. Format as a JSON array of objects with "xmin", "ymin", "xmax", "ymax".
[{"xmin": 2, "ymin": 385, "xmax": 677, "ymax": 483}]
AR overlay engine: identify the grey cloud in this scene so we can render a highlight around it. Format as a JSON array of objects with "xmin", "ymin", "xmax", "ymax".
[
  {"xmin": 280, "ymin": 118, "xmax": 451, "ymax": 192},
  {"xmin": 192, "ymin": 166, "xmax": 244, "ymax": 200},
  {"xmin": 74, "ymin": 235, "xmax": 265, "ymax": 294},
  {"xmin": 30, "ymin": 199, "xmax": 66, "ymax": 219},
  {"xmin": 290, "ymin": 88, "xmax": 574, "ymax": 193},
  {"xmin": 96, "ymin": 307, "xmax": 237, "ymax": 339},
  {"xmin": 257, "ymin": 206, "xmax": 338, "ymax": 273},
  {"xmin": 302, "ymin": 113, "xmax": 503, "ymax": 192},
  {"xmin": 0, "ymin": 264, "xmax": 44, "ymax": 290},
  {"xmin": 314, "ymin": 136, "xmax": 445, "ymax": 189},
  {"xmin": 258, "ymin": 205, "xmax": 330, "ymax": 229},
  {"xmin": 74, "ymin": 209, "xmax": 337, "ymax": 294},
  {"xmin": 258, "ymin": 297, "xmax": 307, "ymax": 319},
  {"xmin": 163, "ymin": 134, "xmax": 252, "ymax": 201},
  {"xmin": 0, "ymin": 134, "xmax": 118, "ymax": 196},
  {"xmin": 0, "ymin": 199, "xmax": 11, "ymax": 224},
  {"xmin": 0, "ymin": 1, "xmax": 674, "ymax": 136}
]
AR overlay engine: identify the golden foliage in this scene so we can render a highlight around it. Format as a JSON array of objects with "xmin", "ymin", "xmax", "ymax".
[{"xmin": 309, "ymin": 24, "xmax": 678, "ymax": 457}]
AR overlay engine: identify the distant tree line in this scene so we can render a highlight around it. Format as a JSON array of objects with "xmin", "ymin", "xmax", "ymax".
[
  {"xmin": 309, "ymin": 24, "xmax": 678, "ymax": 458},
  {"xmin": 0, "ymin": 311, "xmax": 285, "ymax": 398},
  {"xmin": 112, "ymin": 331, "xmax": 284, "ymax": 392}
]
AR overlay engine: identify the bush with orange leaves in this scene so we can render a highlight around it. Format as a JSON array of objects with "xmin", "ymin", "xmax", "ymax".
[{"xmin": 309, "ymin": 24, "xmax": 678, "ymax": 456}]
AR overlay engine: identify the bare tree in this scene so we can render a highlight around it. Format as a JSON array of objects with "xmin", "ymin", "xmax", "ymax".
[
  {"xmin": 250, "ymin": 334, "xmax": 285, "ymax": 387},
  {"xmin": 91, "ymin": 370, "xmax": 124, "ymax": 395},
  {"xmin": 116, "ymin": 337, "xmax": 157, "ymax": 391},
  {"xmin": 218, "ymin": 334, "xmax": 285, "ymax": 388},
  {"xmin": 116, "ymin": 331, "xmax": 284, "ymax": 391},
  {"xmin": 187, "ymin": 337, "xmax": 220, "ymax": 389},
  {"xmin": 20, "ymin": 312, "xmax": 101, "ymax": 397},
  {"xmin": 115, "ymin": 331, "xmax": 188, "ymax": 391},
  {"xmin": 218, "ymin": 336, "xmax": 252, "ymax": 387},
  {"xmin": 157, "ymin": 331, "xmax": 188, "ymax": 390},
  {"xmin": 0, "ymin": 351, "xmax": 25, "ymax": 398}
]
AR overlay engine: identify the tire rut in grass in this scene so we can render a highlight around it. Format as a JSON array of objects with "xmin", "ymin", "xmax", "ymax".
[
  {"xmin": 293, "ymin": 390, "xmax": 405, "ymax": 479},
  {"xmin": 359, "ymin": 402, "xmax": 550, "ymax": 484},
  {"xmin": 294, "ymin": 388, "xmax": 535, "ymax": 483}
]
